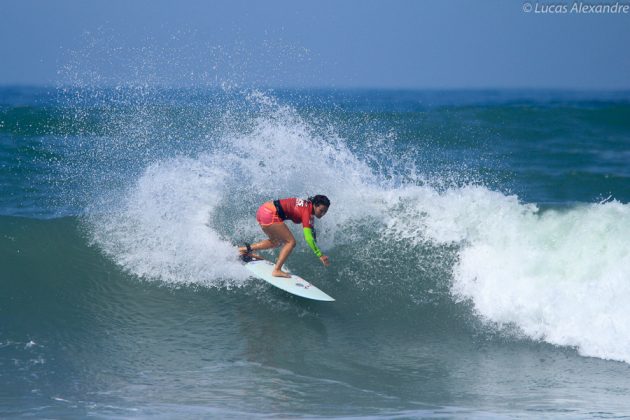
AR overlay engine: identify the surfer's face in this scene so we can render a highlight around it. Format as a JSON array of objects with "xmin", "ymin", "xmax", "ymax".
[{"xmin": 314, "ymin": 204, "xmax": 328, "ymax": 219}]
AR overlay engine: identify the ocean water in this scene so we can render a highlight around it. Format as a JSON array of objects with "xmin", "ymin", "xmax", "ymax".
[{"xmin": 1, "ymin": 86, "xmax": 630, "ymax": 418}]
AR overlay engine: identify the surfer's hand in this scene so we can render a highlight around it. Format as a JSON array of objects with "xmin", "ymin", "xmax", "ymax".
[{"xmin": 320, "ymin": 255, "xmax": 330, "ymax": 266}]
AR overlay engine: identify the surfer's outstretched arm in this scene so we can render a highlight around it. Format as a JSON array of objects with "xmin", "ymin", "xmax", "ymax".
[{"xmin": 303, "ymin": 227, "xmax": 330, "ymax": 266}]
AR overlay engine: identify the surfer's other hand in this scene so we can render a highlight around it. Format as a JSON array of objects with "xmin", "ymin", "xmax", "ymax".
[{"xmin": 320, "ymin": 255, "xmax": 330, "ymax": 266}]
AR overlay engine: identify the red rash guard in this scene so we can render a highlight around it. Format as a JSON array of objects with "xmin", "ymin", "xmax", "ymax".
[{"xmin": 277, "ymin": 198, "xmax": 314, "ymax": 228}]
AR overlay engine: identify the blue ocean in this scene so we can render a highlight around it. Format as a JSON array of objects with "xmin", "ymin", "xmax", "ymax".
[{"xmin": 1, "ymin": 85, "xmax": 630, "ymax": 418}]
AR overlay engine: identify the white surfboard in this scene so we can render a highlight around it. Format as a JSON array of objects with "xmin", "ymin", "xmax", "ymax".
[{"xmin": 244, "ymin": 259, "xmax": 335, "ymax": 301}]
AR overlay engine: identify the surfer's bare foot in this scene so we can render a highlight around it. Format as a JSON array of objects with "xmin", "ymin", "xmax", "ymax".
[{"xmin": 272, "ymin": 269, "xmax": 291, "ymax": 278}]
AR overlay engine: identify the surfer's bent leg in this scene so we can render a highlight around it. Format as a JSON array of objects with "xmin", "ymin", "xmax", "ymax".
[{"xmin": 262, "ymin": 223, "xmax": 295, "ymax": 278}]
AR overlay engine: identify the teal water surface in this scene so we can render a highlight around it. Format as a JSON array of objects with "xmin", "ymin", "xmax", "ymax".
[{"xmin": 1, "ymin": 87, "xmax": 630, "ymax": 418}]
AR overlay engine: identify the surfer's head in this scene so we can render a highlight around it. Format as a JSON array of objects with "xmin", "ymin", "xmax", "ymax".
[{"xmin": 309, "ymin": 195, "xmax": 330, "ymax": 218}]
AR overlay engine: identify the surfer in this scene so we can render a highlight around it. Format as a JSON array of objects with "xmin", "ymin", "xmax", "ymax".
[{"xmin": 239, "ymin": 195, "xmax": 331, "ymax": 278}]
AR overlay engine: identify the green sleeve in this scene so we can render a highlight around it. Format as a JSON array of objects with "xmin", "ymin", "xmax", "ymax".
[{"xmin": 303, "ymin": 227, "xmax": 323, "ymax": 258}]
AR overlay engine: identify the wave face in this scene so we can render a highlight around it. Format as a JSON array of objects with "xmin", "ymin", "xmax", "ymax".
[{"xmin": 53, "ymin": 89, "xmax": 628, "ymax": 364}]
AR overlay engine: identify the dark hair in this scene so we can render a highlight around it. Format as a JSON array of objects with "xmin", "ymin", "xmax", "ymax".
[{"xmin": 308, "ymin": 195, "xmax": 330, "ymax": 207}]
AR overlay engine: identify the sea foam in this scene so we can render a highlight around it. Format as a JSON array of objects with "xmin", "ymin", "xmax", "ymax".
[{"xmin": 388, "ymin": 184, "xmax": 630, "ymax": 362}]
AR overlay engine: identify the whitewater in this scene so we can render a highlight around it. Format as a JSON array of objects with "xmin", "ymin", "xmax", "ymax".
[{"xmin": 78, "ymin": 91, "xmax": 630, "ymax": 364}]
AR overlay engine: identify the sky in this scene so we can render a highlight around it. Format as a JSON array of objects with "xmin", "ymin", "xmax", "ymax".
[{"xmin": 1, "ymin": 0, "xmax": 630, "ymax": 89}]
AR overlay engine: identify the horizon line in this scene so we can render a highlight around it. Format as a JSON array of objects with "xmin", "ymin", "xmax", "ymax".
[{"xmin": 1, "ymin": 83, "xmax": 630, "ymax": 93}]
